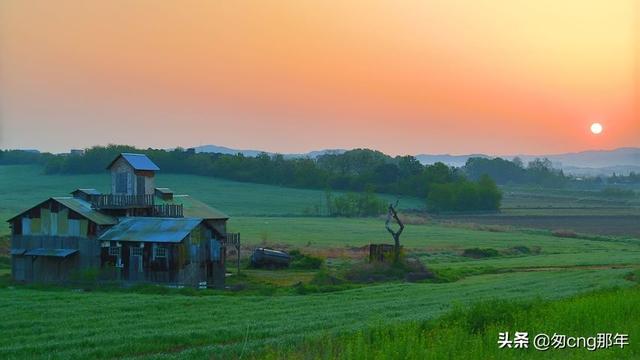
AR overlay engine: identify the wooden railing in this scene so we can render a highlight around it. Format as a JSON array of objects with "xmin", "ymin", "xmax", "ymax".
[
  {"xmin": 151, "ymin": 204, "xmax": 184, "ymax": 218},
  {"xmin": 90, "ymin": 194, "xmax": 154, "ymax": 208},
  {"xmin": 221, "ymin": 233, "xmax": 240, "ymax": 247}
]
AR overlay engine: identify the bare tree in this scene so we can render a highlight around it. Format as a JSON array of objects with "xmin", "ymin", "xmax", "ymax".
[{"xmin": 385, "ymin": 200, "xmax": 404, "ymax": 263}]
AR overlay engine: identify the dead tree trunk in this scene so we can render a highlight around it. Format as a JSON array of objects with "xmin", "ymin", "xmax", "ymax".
[{"xmin": 385, "ymin": 201, "xmax": 404, "ymax": 263}]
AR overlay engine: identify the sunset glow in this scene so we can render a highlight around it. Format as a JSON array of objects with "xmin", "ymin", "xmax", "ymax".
[{"xmin": 0, "ymin": 0, "xmax": 638, "ymax": 154}]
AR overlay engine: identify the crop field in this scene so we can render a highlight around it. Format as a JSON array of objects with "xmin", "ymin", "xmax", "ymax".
[
  {"xmin": 437, "ymin": 185, "xmax": 640, "ymax": 237},
  {"xmin": 265, "ymin": 285, "xmax": 640, "ymax": 359},
  {"xmin": 1, "ymin": 164, "xmax": 640, "ymax": 358},
  {"xmin": 0, "ymin": 269, "xmax": 635, "ymax": 359}
]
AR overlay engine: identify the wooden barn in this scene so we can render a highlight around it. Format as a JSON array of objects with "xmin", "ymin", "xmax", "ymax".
[{"xmin": 7, "ymin": 153, "xmax": 239, "ymax": 288}]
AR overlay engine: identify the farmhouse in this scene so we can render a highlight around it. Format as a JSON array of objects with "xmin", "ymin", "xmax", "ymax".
[{"xmin": 7, "ymin": 153, "xmax": 239, "ymax": 288}]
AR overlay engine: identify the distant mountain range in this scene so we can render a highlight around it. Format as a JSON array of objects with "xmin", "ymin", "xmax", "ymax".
[
  {"xmin": 192, "ymin": 145, "xmax": 640, "ymax": 176},
  {"xmin": 193, "ymin": 145, "xmax": 348, "ymax": 159}
]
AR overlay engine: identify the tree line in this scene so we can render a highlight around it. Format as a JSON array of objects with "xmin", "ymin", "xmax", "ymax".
[{"xmin": 1, "ymin": 146, "xmax": 506, "ymax": 212}]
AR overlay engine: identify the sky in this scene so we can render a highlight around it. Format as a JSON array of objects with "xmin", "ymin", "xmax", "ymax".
[{"xmin": 0, "ymin": 0, "xmax": 638, "ymax": 155}]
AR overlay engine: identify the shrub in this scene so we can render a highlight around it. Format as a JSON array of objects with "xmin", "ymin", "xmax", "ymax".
[
  {"xmin": 310, "ymin": 269, "xmax": 345, "ymax": 286},
  {"xmin": 461, "ymin": 248, "xmax": 500, "ymax": 259},
  {"xmin": 326, "ymin": 188, "xmax": 387, "ymax": 217},
  {"xmin": 426, "ymin": 175, "xmax": 502, "ymax": 213},
  {"xmin": 289, "ymin": 250, "xmax": 324, "ymax": 269}
]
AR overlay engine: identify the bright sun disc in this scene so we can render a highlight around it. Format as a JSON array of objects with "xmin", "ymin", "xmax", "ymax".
[{"xmin": 590, "ymin": 123, "xmax": 603, "ymax": 134}]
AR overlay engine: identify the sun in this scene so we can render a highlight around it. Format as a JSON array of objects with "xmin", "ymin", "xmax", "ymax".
[{"xmin": 590, "ymin": 122, "xmax": 603, "ymax": 135}]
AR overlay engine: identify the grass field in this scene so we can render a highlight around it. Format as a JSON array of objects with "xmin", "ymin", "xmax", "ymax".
[
  {"xmin": 0, "ymin": 269, "xmax": 634, "ymax": 359},
  {"xmin": 0, "ymin": 165, "xmax": 424, "ymax": 234},
  {"xmin": 265, "ymin": 285, "xmax": 640, "ymax": 359},
  {"xmin": 1, "ymin": 164, "xmax": 639, "ymax": 358}
]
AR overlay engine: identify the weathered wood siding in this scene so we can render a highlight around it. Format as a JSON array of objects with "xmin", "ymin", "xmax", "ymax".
[
  {"xmin": 11, "ymin": 235, "xmax": 100, "ymax": 283},
  {"xmin": 110, "ymin": 157, "xmax": 155, "ymax": 195},
  {"xmin": 18, "ymin": 202, "xmax": 90, "ymax": 237},
  {"xmin": 96, "ymin": 224, "xmax": 226, "ymax": 287}
]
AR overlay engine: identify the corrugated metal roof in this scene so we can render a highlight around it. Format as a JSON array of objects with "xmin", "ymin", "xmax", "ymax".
[
  {"xmin": 156, "ymin": 195, "xmax": 229, "ymax": 220},
  {"xmin": 71, "ymin": 188, "xmax": 101, "ymax": 195},
  {"xmin": 54, "ymin": 197, "xmax": 118, "ymax": 225},
  {"xmin": 155, "ymin": 187, "xmax": 173, "ymax": 194},
  {"xmin": 24, "ymin": 248, "xmax": 78, "ymax": 257},
  {"xmin": 98, "ymin": 217, "xmax": 203, "ymax": 243},
  {"xmin": 107, "ymin": 153, "xmax": 160, "ymax": 171},
  {"xmin": 6, "ymin": 197, "xmax": 117, "ymax": 225}
]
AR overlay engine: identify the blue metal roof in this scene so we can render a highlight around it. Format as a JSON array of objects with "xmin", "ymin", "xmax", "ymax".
[
  {"xmin": 71, "ymin": 188, "xmax": 101, "ymax": 195},
  {"xmin": 10, "ymin": 248, "xmax": 26, "ymax": 255},
  {"xmin": 107, "ymin": 153, "xmax": 160, "ymax": 171},
  {"xmin": 98, "ymin": 217, "xmax": 203, "ymax": 243},
  {"xmin": 24, "ymin": 248, "xmax": 78, "ymax": 257}
]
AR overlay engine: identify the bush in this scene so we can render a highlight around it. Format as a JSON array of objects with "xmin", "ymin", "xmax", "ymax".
[
  {"xmin": 426, "ymin": 175, "xmax": 501, "ymax": 212},
  {"xmin": 326, "ymin": 188, "xmax": 387, "ymax": 217},
  {"xmin": 461, "ymin": 248, "xmax": 500, "ymax": 259},
  {"xmin": 310, "ymin": 269, "xmax": 345, "ymax": 286},
  {"xmin": 289, "ymin": 250, "xmax": 324, "ymax": 269}
]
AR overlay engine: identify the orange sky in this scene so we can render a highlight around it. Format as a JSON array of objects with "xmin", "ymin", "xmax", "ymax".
[{"xmin": 0, "ymin": 0, "xmax": 638, "ymax": 155}]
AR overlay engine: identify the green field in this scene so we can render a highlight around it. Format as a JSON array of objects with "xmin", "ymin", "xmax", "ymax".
[
  {"xmin": 266, "ymin": 285, "xmax": 640, "ymax": 359},
  {"xmin": 0, "ymin": 165, "xmax": 424, "ymax": 234},
  {"xmin": 0, "ymin": 269, "xmax": 634, "ymax": 359},
  {"xmin": 1, "ymin": 164, "xmax": 639, "ymax": 358}
]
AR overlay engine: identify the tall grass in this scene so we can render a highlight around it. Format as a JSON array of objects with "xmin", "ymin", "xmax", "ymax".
[{"xmin": 262, "ymin": 286, "xmax": 640, "ymax": 359}]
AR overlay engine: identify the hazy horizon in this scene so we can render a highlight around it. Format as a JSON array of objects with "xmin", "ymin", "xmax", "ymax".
[
  {"xmin": 2, "ymin": 142, "xmax": 639, "ymax": 160},
  {"xmin": 1, "ymin": 1, "xmax": 639, "ymax": 155}
]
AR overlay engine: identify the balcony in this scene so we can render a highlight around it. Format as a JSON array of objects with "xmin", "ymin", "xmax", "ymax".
[
  {"xmin": 151, "ymin": 204, "xmax": 184, "ymax": 217},
  {"xmin": 90, "ymin": 194, "xmax": 155, "ymax": 209}
]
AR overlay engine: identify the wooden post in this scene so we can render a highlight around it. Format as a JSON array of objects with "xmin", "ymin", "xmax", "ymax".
[{"xmin": 236, "ymin": 233, "xmax": 241, "ymax": 275}]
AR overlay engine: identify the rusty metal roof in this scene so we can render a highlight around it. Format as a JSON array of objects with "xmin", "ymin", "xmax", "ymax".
[
  {"xmin": 106, "ymin": 153, "xmax": 160, "ymax": 171},
  {"xmin": 156, "ymin": 195, "xmax": 229, "ymax": 220},
  {"xmin": 98, "ymin": 217, "xmax": 203, "ymax": 243},
  {"xmin": 54, "ymin": 197, "xmax": 118, "ymax": 225},
  {"xmin": 6, "ymin": 197, "xmax": 117, "ymax": 225}
]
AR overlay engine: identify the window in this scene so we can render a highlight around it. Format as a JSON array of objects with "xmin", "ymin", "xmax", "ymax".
[
  {"xmin": 131, "ymin": 247, "xmax": 143, "ymax": 257},
  {"xmin": 108, "ymin": 246, "xmax": 121, "ymax": 257},
  {"xmin": 116, "ymin": 172, "xmax": 128, "ymax": 193},
  {"xmin": 136, "ymin": 175, "xmax": 145, "ymax": 195},
  {"xmin": 154, "ymin": 246, "xmax": 167, "ymax": 258}
]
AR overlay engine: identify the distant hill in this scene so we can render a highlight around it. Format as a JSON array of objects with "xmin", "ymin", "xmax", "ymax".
[
  {"xmin": 192, "ymin": 144, "xmax": 640, "ymax": 175},
  {"xmin": 414, "ymin": 154, "xmax": 490, "ymax": 168},
  {"xmin": 518, "ymin": 147, "xmax": 640, "ymax": 169},
  {"xmin": 193, "ymin": 145, "xmax": 347, "ymax": 159},
  {"xmin": 193, "ymin": 145, "xmax": 266, "ymax": 157},
  {"xmin": 415, "ymin": 148, "xmax": 640, "ymax": 176}
]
